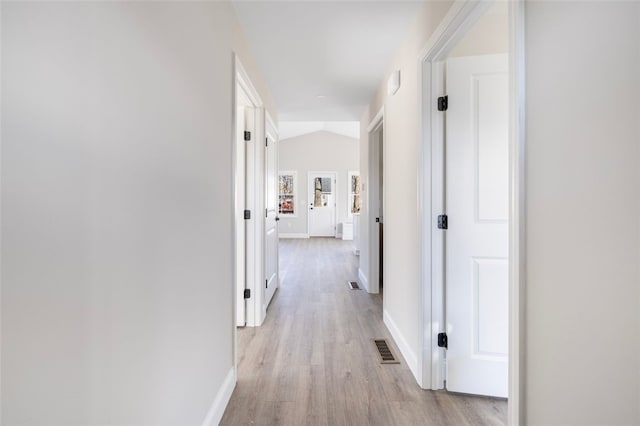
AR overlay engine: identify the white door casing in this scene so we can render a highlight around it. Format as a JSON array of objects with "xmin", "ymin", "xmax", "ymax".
[
  {"xmin": 235, "ymin": 105, "xmax": 247, "ymax": 327},
  {"xmin": 264, "ymin": 118, "xmax": 279, "ymax": 308},
  {"xmin": 366, "ymin": 108, "xmax": 384, "ymax": 295},
  {"xmin": 234, "ymin": 54, "xmax": 267, "ymax": 329},
  {"xmin": 308, "ymin": 172, "xmax": 337, "ymax": 237},
  {"xmin": 445, "ymin": 54, "xmax": 509, "ymax": 398}
]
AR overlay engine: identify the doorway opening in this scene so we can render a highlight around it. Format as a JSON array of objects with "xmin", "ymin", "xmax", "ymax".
[
  {"xmin": 232, "ymin": 58, "xmax": 282, "ymax": 415},
  {"xmin": 418, "ymin": 1, "xmax": 525, "ymax": 420},
  {"xmin": 275, "ymin": 126, "xmax": 362, "ymax": 309}
]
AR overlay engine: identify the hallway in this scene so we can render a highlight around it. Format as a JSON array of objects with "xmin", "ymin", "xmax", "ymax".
[{"xmin": 221, "ymin": 238, "xmax": 507, "ymax": 425}]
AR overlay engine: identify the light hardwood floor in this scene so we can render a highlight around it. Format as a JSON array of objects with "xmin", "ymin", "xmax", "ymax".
[{"xmin": 221, "ymin": 238, "xmax": 507, "ymax": 426}]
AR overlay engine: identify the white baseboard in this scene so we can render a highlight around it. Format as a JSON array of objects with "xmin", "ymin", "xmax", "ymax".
[
  {"xmin": 358, "ymin": 268, "xmax": 369, "ymax": 292},
  {"xmin": 279, "ymin": 233, "xmax": 309, "ymax": 239},
  {"xmin": 383, "ymin": 310, "xmax": 420, "ymax": 385},
  {"xmin": 201, "ymin": 367, "xmax": 236, "ymax": 426}
]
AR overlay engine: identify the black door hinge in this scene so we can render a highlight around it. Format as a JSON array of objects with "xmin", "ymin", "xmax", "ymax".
[
  {"xmin": 437, "ymin": 214, "xmax": 448, "ymax": 230},
  {"xmin": 437, "ymin": 332, "xmax": 448, "ymax": 349},
  {"xmin": 265, "ymin": 138, "xmax": 268, "ymax": 147},
  {"xmin": 244, "ymin": 131, "xmax": 251, "ymax": 141},
  {"xmin": 243, "ymin": 289, "xmax": 251, "ymax": 299},
  {"xmin": 437, "ymin": 96, "xmax": 448, "ymax": 112},
  {"xmin": 244, "ymin": 210, "xmax": 251, "ymax": 220},
  {"xmin": 265, "ymin": 279, "xmax": 268, "ymax": 289}
]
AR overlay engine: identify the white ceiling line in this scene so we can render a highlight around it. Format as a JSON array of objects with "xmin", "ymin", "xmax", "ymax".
[{"xmin": 279, "ymin": 121, "xmax": 360, "ymax": 141}]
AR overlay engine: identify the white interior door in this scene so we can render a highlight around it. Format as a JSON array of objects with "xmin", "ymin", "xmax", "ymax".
[
  {"xmin": 264, "ymin": 128, "xmax": 279, "ymax": 308},
  {"xmin": 308, "ymin": 173, "xmax": 336, "ymax": 237},
  {"xmin": 445, "ymin": 54, "xmax": 509, "ymax": 398},
  {"xmin": 235, "ymin": 106, "xmax": 247, "ymax": 327}
]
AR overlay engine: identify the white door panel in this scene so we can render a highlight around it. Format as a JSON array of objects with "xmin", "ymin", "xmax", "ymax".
[
  {"xmin": 265, "ymin": 130, "xmax": 279, "ymax": 308},
  {"xmin": 308, "ymin": 173, "xmax": 336, "ymax": 237},
  {"xmin": 445, "ymin": 54, "xmax": 509, "ymax": 398}
]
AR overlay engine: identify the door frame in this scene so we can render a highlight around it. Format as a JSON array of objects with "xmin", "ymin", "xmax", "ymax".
[
  {"xmin": 232, "ymin": 54, "xmax": 267, "ymax": 341},
  {"xmin": 367, "ymin": 108, "xmax": 385, "ymax": 294},
  {"xmin": 234, "ymin": 81, "xmax": 251, "ymax": 328},
  {"xmin": 417, "ymin": 1, "xmax": 525, "ymax": 424},
  {"xmin": 307, "ymin": 171, "xmax": 338, "ymax": 238},
  {"xmin": 264, "ymin": 114, "xmax": 279, "ymax": 310}
]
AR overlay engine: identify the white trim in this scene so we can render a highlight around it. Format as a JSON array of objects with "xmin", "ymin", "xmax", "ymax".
[
  {"xmin": 367, "ymin": 106, "xmax": 384, "ymax": 133},
  {"xmin": 383, "ymin": 310, "xmax": 419, "ymax": 381},
  {"xmin": 358, "ymin": 268, "xmax": 369, "ymax": 292},
  {"xmin": 0, "ymin": 2, "xmax": 3, "ymax": 420},
  {"xmin": 367, "ymin": 107, "xmax": 385, "ymax": 294},
  {"xmin": 246, "ymin": 106, "xmax": 266, "ymax": 328},
  {"xmin": 201, "ymin": 367, "xmax": 236, "ymax": 426},
  {"xmin": 419, "ymin": 0, "xmax": 498, "ymax": 391},
  {"xmin": 232, "ymin": 58, "xmax": 240, "ymax": 344},
  {"xmin": 266, "ymin": 112, "xmax": 277, "ymax": 140},
  {"xmin": 417, "ymin": 0, "xmax": 525, "ymax": 422},
  {"xmin": 508, "ymin": 1, "xmax": 526, "ymax": 424},
  {"xmin": 235, "ymin": 57, "xmax": 263, "ymax": 109},
  {"xmin": 279, "ymin": 233, "xmax": 309, "ymax": 239},
  {"xmin": 233, "ymin": 54, "xmax": 265, "ymax": 390},
  {"xmin": 233, "ymin": 98, "xmax": 248, "ymax": 329}
]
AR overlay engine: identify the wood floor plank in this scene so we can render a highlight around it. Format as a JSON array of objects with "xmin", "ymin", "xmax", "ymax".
[{"xmin": 220, "ymin": 238, "xmax": 506, "ymax": 426}]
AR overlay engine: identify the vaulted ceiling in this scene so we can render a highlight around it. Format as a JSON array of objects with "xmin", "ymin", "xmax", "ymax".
[{"xmin": 233, "ymin": 1, "xmax": 424, "ymax": 121}]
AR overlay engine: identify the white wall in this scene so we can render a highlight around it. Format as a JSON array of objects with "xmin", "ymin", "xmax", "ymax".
[
  {"xmin": 525, "ymin": 2, "xmax": 640, "ymax": 424},
  {"xmin": 359, "ymin": 0, "xmax": 453, "ymax": 380},
  {"xmin": 278, "ymin": 130, "xmax": 359, "ymax": 237},
  {"xmin": 449, "ymin": 2, "xmax": 507, "ymax": 58},
  {"xmin": 1, "ymin": 2, "xmax": 275, "ymax": 425}
]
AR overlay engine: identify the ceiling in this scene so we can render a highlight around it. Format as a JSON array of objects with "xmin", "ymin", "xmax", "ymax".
[{"xmin": 233, "ymin": 1, "xmax": 424, "ymax": 121}]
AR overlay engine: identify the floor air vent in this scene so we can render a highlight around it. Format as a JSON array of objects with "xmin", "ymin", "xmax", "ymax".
[
  {"xmin": 373, "ymin": 339, "xmax": 400, "ymax": 364},
  {"xmin": 348, "ymin": 281, "xmax": 360, "ymax": 290}
]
